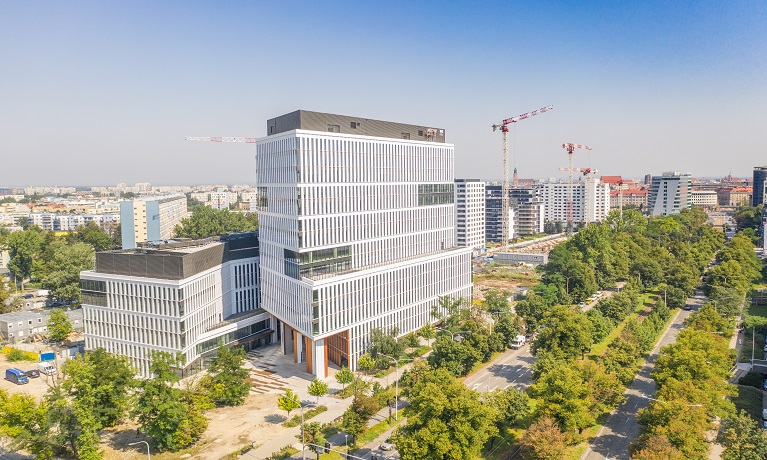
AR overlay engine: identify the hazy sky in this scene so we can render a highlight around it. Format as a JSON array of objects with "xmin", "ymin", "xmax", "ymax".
[{"xmin": 1, "ymin": 1, "xmax": 765, "ymax": 186}]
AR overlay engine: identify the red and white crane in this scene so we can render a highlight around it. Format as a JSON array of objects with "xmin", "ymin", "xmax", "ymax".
[
  {"xmin": 561, "ymin": 143, "xmax": 593, "ymax": 234},
  {"xmin": 185, "ymin": 137, "xmax": 257, "ymax": 143},
  {"xmin": 491, "ymin": 105, "xmax": 553, "ymax": 249}
]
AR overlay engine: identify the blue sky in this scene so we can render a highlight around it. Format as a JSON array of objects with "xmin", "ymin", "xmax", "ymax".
[{"xmin": 1, "ymin": 1, "xmax": 765, "ymax": 186}]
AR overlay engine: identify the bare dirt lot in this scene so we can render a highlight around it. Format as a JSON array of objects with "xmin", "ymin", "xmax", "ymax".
[
  {"xmin": 0, "ymin": 353, "xmax": 56, "ymax": 400},
  {"xmin": 473, "ymin": 265, "xmax": 540, "ymax": 301},
  {"xmin": 101, "ymin": 392, "xmax": 285, "ymax": 460}
]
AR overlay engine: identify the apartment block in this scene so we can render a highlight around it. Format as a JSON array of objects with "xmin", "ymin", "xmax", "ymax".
[
  {"xmin": 256, "ymin": 110, "xmax": 472, "ymax": 377},
  {"xmin": 540, "ymin": 178, "xmax": 610, "ymax": 225},
  {"xmin": 80, "ymin": 233, "xmax": 269, "ymax": 378},
  {"xmin": 0, "ymin": 309, "xmax": 83, "ymax": 342},
  {"xmin": 485, "ymin": 185, "xmax": 544, "ymax": 242},
  {"xmin": 120, "ymin": 195, "xmax": 187, "ymax": 249},
  {"xmin": 648, "ymin": 172, "xmax": 692, "ymax": 216},
  {"xmin": 454, "ymin": 179, "xmax": 486, "ymax": 255}
]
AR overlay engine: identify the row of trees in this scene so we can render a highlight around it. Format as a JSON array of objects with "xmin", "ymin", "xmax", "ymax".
[
  {"xmin": 174, "ymin": 206, "xmax": 258, "ymax": 239},
  {"xmin": 0, "ymin": 345, "xmax": 252, "ymax": 458}
]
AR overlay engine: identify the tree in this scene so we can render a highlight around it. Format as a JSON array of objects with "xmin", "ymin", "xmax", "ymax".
[
  {"xmin": 357, "ymin": 353, "xmax": 376, "ymax": 375},
  {"xmin": 75, "ymin": 221, "xmax": 114, "ymax": 251},
  {"xmin": 0, "ymin": 276, "xmax": 21, "ymax": 313},
  {"xmin": 419, "ymin": 322, "xmax": 436, "ymax": 346},
  {"xmin": 48, "ymin": 308, "xmax": 73, "ymax": 342},
  {"xmin": 493, "ymin": 313, "xmax": 524, "ymax": 348},
  {"xmin": 732, "ymin": 204, "xmax": 763, "ymax": 231},
  {"xmin": 484, "ymin": 288, "xmax": 511, "ymax": 314},
  {"xmin": 531, "ymin": 305, "xmax": 593, "ymax": 360},
  {"xmin": 717, "ymin": 409, "xmax": 767, "ymax": 460},
  {"xmin": 431, "ymin": 295, "xmax": 466, "ymax": 328},
  {"xmin": 0, "ymin": 389, "xmax": 54, "ymax": 459},
  {"xmin": 631, "ymin": 434, "xmax": 682, "ymax": 460},
  {"xmin": 307, "ymin": 378, "xmax": 329, "ymax": 404},
  {"xmin": 42, "ymin": 242, "xmax": 95, "ymax": 302},
  {"xmin": 199, "ymin": 344, "xmax": 250, "ymax": 406},
  {"xmin": 519, "ymin": 416, "xmax": 567, "ymax": 460},
  {"xmin": 395, "ymin": 368, "xmax": 498, "ymax": 460},
  {"xmin": 45, "ymin": 384, "xmax": 102, "ymax": 460},
  {"xmin": 368, "ymin": 327, "xmax": 405, "ymax": 368},
  {"xmin": 341, "ymin": 407, "xmax": 363, "ymax": 447},
  {"xmin": 174, "ymin": 206, "xmax": 258, "ymax": 239},
  {"xmin": 585, "ymin": 309, "xmax": 612, "ymax": 343},
  {"xmin": 132, "ymin": 351, "xmax": 210, "ymax": 451},
  {"xmin": 6, "ymin": 229, "xmax": 43, "ymax": 288},
  {"xmin": 335, "ymin": 366, "xmax": 354, "ymax": 391},
  {"xmin": 297, "ymin": 421, "xmax": 326, "ymax": 460},
  {"xmin": 277, "ymin": 388, "xmax": 301, "ymax": 419},
  {"xmin": 61, "ymin": 348, "xmax": 136, "ymax": 428}
]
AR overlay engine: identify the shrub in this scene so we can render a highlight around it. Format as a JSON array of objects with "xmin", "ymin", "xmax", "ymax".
[{"xmin": 738, "ymin": 371, "xmax": 763, "ymax": 390}]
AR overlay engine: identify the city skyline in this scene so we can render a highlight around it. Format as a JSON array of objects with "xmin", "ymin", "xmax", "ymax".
[{"xmin": 1, "ymin": 1, "xmax": 765, "ymax": 185}]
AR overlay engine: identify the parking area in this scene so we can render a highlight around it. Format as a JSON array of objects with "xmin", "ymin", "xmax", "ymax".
[{"xmin": 0, "ymin": 353, "xmax": 57, "ymax": 400}]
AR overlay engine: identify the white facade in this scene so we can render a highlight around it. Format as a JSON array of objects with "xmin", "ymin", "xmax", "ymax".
[
  {"xmin": 541, "ymin": 179, "xmax": 610, "ymax": 224},
  {"xmin": 691, "ymin": 189, "xmax": 718, "ymax": 208},
  {"xmin": 648, "ymin": 172, "xmax": 692, "ymax": 216},
  {"xmin": 454, "ymin": 179, "xmax": 486, "ymax": 255},
  {"xmin": 80, "ymin": 237, "xmax": 267, "ymax": 378},
  {"xmin": 256, "ymin": 128, "xmax": 472, "ymax": 378}
]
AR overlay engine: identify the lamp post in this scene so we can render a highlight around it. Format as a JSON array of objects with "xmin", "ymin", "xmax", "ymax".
[
  {"xmin": 435, "ymin": 327, "xmax": 470, "ymax": 342},
  {"xmin": 128, "ymin": 441, "xmax": 150, "ymax": 460},
  {"xmin": 379, "ymin": 354, "xmax": 418, "ymax": 421},
  {"xmin": 292, "ymin": 393, "xmax": 315, "ymax": 460}
]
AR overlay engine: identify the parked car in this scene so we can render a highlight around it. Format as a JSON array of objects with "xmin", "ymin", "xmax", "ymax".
[
  {"xmin": 683, "ymin": 304, "xmax": 693, "ymax": 311},
  {"xmin": 578, "ymin": 302, "xmax": 586, "ymax": 308},
  {"xmin": 38, "ymin": 362, "xmax": 56, "ymax": 376},
  {"xmin": 380, "ymin": 438, "xmax": 394, "ymax": 451},
  {"xmin": 22, "ymin": 293, "xmax": 34, "ymax": 299},
  {"xmin": 763, "ymin": 344, "xmax": 767, "ymax": 353},
  {"xmin": 763, "ymin": 379, "xmax": 767, "ymax": 391},
  {"xmin": 26, "ymin": 369, "xmax": 40, "ymax": 378},
  {"xmin": 762, "ymin": 408, "xmax": 767, "ymax": 420}
]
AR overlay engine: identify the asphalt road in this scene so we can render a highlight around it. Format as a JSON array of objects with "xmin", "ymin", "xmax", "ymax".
[
  {"xmin": 580, "ymin": 291, "xmax": 704, "ymax": 460},
  {"xmin": 463, "ymin": 342, "xmax": 536, "ymax": 392}
]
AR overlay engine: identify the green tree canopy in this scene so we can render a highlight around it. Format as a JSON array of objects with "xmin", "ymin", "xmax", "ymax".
[
  {"xmin": 531, "ymin": 305, "xmax": 594, "ymax": 360},
  {"xmin": 199, "ymin": 344, "xmax": 251, "ymax": 406},
  {"xmin": 395, "ymin": 368, "xmax": 498, "ymax": 460},
  {"xmin": 47, "ymin": 308, "xmax": 74, "ymax": 342},
  {"xmin": 174, "ymin": 206, "xmax": 258, "ymax": 239},
  {"xmin": 42, "ymin": 242, "xmax": 95, "ymax": 302},
  {"xmin": 6, "ymin": 229, "xmax": 43, "ymax": 287}
]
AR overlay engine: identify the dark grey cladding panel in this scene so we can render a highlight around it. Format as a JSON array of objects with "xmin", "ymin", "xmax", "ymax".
[
  {"xmin": 266, "ymin": 110, "xmax": 446, "ymax": 143},
  {"xmin": 94, "ymin": 234, "xmax": 260, "ymax": 280}
]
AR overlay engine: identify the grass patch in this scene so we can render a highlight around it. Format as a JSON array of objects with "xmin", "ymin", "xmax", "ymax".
[
  {"xmin": 266, "ymin": 445, "xmax": 300, "ymax": 460},
  {"xmin": 741, "ymin": 299, "xmax": 767, "ymax": 362},
  {"xmin": 589, "ymin": 294, "xmax": 656, "ymax": 358},
  {"xmin": 733, "ymin": 384, "xmax": 763, "ymax": 421},
  {"xmin": 282, "ymin": 405, "xmax": 327, "ymax": 427}
]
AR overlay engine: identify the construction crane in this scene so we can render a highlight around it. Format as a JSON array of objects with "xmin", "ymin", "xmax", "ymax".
[
  {"xmin": 561, "ymin": 143, "xmax": 592, "ymax": 235},
  {"xmin": 492, "ymin": 105, "xmax": 553, "ymax": 249},
  {"xmin": 185, "ymin": 137, "xmax": 257, "ymax": 143}
]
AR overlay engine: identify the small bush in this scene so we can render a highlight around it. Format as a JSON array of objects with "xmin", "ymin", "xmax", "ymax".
[
  {"xmin": 282, "ymin": 405, "xmax": 327, "ymax": 427},
  {"xmin": 266, "ymin": 445, "xmax": 300, "ymax": 460},
  {"xmin": 738, "ymin": 371, "xmax": 763, "ymax": 389},
  {"xmin": 6, "ymin": 348, "xmax": 36, "ymax": 362}
]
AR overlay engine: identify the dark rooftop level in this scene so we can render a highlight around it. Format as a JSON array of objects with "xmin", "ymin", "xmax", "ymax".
[
  {"xmin": 267, "ymin": 110, "xmax": 446, "ymax": 143},
  {"xmin": 92, "ymin": 232, "xmax": 259, "ymax": 280}
]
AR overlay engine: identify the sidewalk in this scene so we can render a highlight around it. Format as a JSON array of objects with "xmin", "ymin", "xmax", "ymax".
[{"xmin": 241, "ymin": 357, "xmax": 421, "ymax": 459}]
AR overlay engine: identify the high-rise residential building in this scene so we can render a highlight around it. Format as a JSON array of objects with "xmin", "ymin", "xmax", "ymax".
[
  {"xmin": 753, "ymin": 167, "xmax": 767, "ymax": 206},
  {"xmin": 454, "ymin": 179, "xmax": 486, "ymax": 255},
  {"xmin": 120, "ymin": 195, "xmax": 187, "ymax": 249},
  {"xmin": 210, "ymin": 189, "xmax": 233, "ymax": 210},
  {"xmin": 80, "ymin": 233, "xmax": 268, "ymax": 378},
  {"xmin": 256, "ymin": 110, "xmax": 472, "ymax": 378},
  {"xmin": 485, "ymin": 185, "xmax": 545, "ymax": 242},
  {"xmin": 647, "ymin": 172, "xmax": 692, "ymax": 216},
  {"xmin": 540, "ymin": 178, "xmax": 610, "ymax": 225}
]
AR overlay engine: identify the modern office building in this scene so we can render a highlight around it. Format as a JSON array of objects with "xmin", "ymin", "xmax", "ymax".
[
  {"xmin": 691, "ymin": 189, "xmax": 719, "ymax": 209},
  {"xmin": 540, "ymin": 178, "xmax": 610, "ymax": 225},
  {"xmin": 80, "ymin": 232, "xmax": 270, "ymax": 378},
  {"xmin": 485, "ymin": 185, "xmax": 544, "ymax": 242},
  {"xmin": 753, "ymin": 166, "xmax": 767, "ymax": 206},
  {"xmin": 647, "ymin": 172, "xmax": 692, "ymax": 216},
  {"xmin": 256, "ymin": 110, "xmax": 472, "ymax": 378},
  {"xmin": 120, "ymin": 195, "xmax": 187, "ymax": 249},
  {"xmin": 454, "ymin": 179, "xmax": 486, "ymax": 255}
]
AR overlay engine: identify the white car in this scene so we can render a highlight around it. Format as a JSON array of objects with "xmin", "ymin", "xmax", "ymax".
[{"xmin": 380, "ymin": 438, "xmax": 394, "ymax": 451}]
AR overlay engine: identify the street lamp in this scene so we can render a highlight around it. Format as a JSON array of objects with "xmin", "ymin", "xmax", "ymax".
[
  {"xmin": 435, "ymin": 326, "xmax": 470, "ymax": 342},
  {"xmin": 128, "ymin": 441, "xmax": 150, "ymax": 460},
  {"xmin": 379, "ymin": 354, "xmax": 419, "ymax": 421},
  {"xmin": 289, "ymin": 392, "xmax": 315, "ymax": 460}
]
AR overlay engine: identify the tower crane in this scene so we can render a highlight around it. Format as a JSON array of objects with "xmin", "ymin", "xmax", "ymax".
[
  {"xmin": 185, "ymin": 137, "xmax": 257, "ymax": 143},
  {"xmin": 492, "ymin": 105, "xmax": 553, "ymax": 249},
  {"xmin": 561, "ymin": 143, "xmax": 592, "ymax": 235}
]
